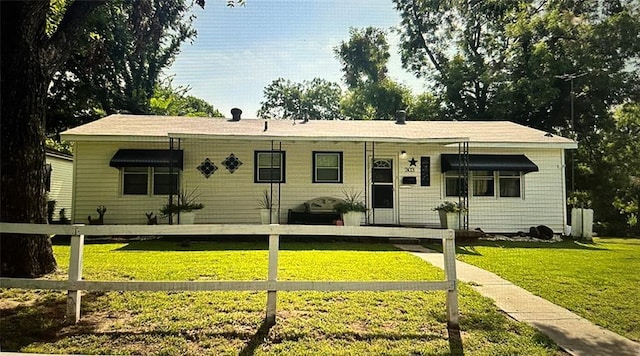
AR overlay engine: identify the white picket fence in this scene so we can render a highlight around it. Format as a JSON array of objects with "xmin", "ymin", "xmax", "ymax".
[{"xmin": 0, "ymin": 223, "xmax": 459, "ymax": 329}]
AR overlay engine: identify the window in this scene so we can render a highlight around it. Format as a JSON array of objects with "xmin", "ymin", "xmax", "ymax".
[
  {"xmin": 123, "ymin": 167, "xmax": 148, "ymax": 195},
  {"xmin": 372, "ymin": 159, "xmax": 393, "ymax": 183},
  {"xmin": 472, "ymin": 170, "xmax": 495, "ymax": 197},
  {"xmin": 313, "ymin": 152, "xmax": 342, "ymax": 183},
  {"xmin": 499, "ymin": 171, "xmax": 521, "ymax": 197},
  {"xmin": 445, "ymin": 172, "xmax": 463, "ymax": 197},
  {"xmin": 123, "ymin": 167, "xmax": 179, "ymax": 195},
  {"xmin": 153, "ymin": 167, "xmax": 180, "ymax": 195},
  {"xmin": 255, "ymin": 151, "xmax": 285, "ymax": 183}
]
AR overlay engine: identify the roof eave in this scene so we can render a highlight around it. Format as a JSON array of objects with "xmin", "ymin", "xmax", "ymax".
[
  {"xmin": 445, "ymin": 142, "xmax": 578, "ymax": 149},
  {"xmin": 60, "ymin": 134, "xmax": 170, "ymax": 142},
  {"xmin": 167, "ymin": 132, "xmax": 470, "ymax": 144}
]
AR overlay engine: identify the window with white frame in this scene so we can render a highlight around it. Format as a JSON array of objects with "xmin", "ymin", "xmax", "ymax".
[
  {"xmin": 445, "ymin": 171, "xmax": 523, "ymax": 198},
  {"xmin": 122, "ymin": 167, "xmax": 179, "ymax": 195},
  {"xmin": 498, "ymin": 171, "xmax": 521, "ymax": 197},
  {"xmin": 255, "ymin": 151, "xmax": 285, "ymax": 183},
  {"xmin": 445, "ymin": 172, "xmax": 463, "ymax": 197},
  {"xmin": 313, "ymin": 151, "xmax": 342, "ymax": 183},
  {"xmin": 153, "ymin": 167, "xmax": 180, "ymax": 195},
  {"xmin": 472, "ymin": 170, "xmax": 495, "ymax": 197}
]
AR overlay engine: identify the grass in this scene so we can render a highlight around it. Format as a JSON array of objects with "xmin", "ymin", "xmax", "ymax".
[
  {"xmin": 1, "ymin": 239, "xmax": 564, "ymax": 355},
  {"xmin": 438, "ymin": 237, "xmax": 640, "ymax": 342}
]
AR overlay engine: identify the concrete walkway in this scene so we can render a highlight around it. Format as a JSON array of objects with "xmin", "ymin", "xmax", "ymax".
[{"xmin": 395, "ymin": 244, "xmax": 640, "ymax": 356}]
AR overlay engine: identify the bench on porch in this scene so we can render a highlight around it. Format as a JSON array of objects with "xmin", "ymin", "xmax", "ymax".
[{"xmin": 287, "ymin": 197, "xmax": 344, "ymax": 225}]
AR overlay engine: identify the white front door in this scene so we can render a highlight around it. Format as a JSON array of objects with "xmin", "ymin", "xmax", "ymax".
[{"xmin": 370, "ymin": 157, "xmax": 396, "ymax": 225}]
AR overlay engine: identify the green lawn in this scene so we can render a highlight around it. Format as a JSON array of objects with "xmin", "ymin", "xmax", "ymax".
[
  {"xmin": 1, "ymin": 240, "xmax": 563, "ymax": 355},
  {"xmin": 447, "ymin": 237, "xmax": 640, "ymax": 342}
]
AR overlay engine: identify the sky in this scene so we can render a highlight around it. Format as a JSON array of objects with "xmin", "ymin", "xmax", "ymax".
[{"xmin": 166, "ymin": 0, "xmax": 427, "ymax": 118}]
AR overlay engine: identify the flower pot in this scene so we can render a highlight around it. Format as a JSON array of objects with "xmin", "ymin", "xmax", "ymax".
[
  {"xmin": 342, "ymin": 211, "xmax": 363, "ymax": 226},
  {"xmin": 438, "ymin": 210, "xmax": 459, "ymax": 229},
  {"xmin": 260, "ymin": 208, "xmax": 278, "ymax": 224},
  {"xmin": 178, "ymin": 211, "xmax": 196, "ymax": 224}
]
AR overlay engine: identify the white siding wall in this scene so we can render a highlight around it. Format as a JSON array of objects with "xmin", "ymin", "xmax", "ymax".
[
  {"xmin": 73, "ymin": 139, "xmax": 567, "ymax": 233},
  {"xmin": 47, "ymin": 154, "xmax": 74, "ymax": 220},
  {"xmin": 72, "ymin": 141, "xmax": 170, "ymax": 225}
]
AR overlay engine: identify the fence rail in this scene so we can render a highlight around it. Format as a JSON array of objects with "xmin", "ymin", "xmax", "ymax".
[{"xmin": 0, "ymin": 223, "xmax": 459, "ymax": 329}]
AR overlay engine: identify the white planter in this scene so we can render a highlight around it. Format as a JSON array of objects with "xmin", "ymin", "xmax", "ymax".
[
  {"xmin": 571, "ymin": 208, "xmax": 594, "ymax": 240},
  {"xmin": 342, "ymin": 211, "xmax": 364, "ymax": 226},
  {"xmin": 260, "ymin": 208, "xmax": 278, "ymax": 224},
  {"xmin": 438, "ymin": 210, "xmax": 459, "ymax": 229},
  {"xmin": 178, "ymin": 211, "xmax": 196, "ymax": 224}
]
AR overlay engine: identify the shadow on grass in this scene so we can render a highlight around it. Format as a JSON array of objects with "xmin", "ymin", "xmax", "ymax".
[
  {"xmin": 239, "ymin": 319, "xmax": 274, "ymax": 356},
  {"xmin": 112, "ymin": 237, "xmax": 403, "ymax": 252},
  {"xmin": 0, "ymin": 291, "xmax": 103, "ymax": 352},
  {"xmin": 423, "ymin": 238, "xmax": 609, "ymax": 256}
]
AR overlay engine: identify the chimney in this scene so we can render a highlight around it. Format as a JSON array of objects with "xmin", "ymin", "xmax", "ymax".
[
  {"xmin": 231, "ymin": 108, "xmax": 242, "ymax": 121},
  {"xmin": 395, "ymin": 110, "xmax": 407, "ymax": 125}
]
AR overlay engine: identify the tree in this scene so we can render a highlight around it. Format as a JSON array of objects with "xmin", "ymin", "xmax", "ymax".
[
  {"xmin": 258, "ymin": 78, "xmax": 343, "ymax": 120},
  {"xmin": 150, "ymin": 79, "xmax": 224, "ymax": 117},
  {"xmin": 340, "ymin": 79, "xmax": 413, "ymax": 120},
  {"xmin": 335, "ymin": 27, "xmax": 415, "ymax": 120},
  {"xmin": 394, "ymin": 0, "xmax": 640, "ymax": 130},
  {"xmin": 587, "ymin": 102, "xmax": 640, "ymax": 236},
  {"xmin": 335, "ymin": 27, "xmax": 390, "ymax": 89},
  {"xmin": 46, "ymin": 0, "xmax": 197, "ymax": 134},
  {"xmin": 407, "ymin": 92, "xmax": 442, "ymax": 121},
  {"xmin": 0, "ymin": 0, "xmax": 209, "ymax": 277}
]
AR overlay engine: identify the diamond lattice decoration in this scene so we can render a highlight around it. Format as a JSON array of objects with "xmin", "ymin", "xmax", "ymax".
[
  {"xmin": 222, "ymin": 153, "xmax": 243, "ymax": 174},
  {"xmin": 197, "ymin": 158, "xmax": 218, "ymax": 178}
]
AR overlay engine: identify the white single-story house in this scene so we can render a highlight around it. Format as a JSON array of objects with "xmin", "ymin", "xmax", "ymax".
[
  {"xmin": 61, "ymin": 113, "xmax": 577, "ymax": 233},
  {"xmin": 46, "ymin": 149, "xmax": 74, "ymax": 221}
]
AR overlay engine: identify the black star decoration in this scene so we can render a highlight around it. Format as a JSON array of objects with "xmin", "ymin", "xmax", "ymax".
[{"xmin": 408, "ymin": 157, "xmax": 418, "ymax": 166}]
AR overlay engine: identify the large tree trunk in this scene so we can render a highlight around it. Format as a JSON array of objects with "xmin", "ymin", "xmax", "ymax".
[{"xmin": 1, "ymin": 2, "xmax": 57, "ymax": 277}]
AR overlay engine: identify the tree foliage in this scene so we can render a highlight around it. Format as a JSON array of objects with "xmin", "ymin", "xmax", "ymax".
[
  {"xmin": 393, "ymin": 0, "xmax": 640, "ymax": 131},
  {"xmin": 335, "ymin": 27, "xmax": 419, "ymax": 120},
  {"xmin": 46, "ymin": 0, "xmax": 198, "ymax": 134},
  {"xmin": 335, "ymin": 27, "xmax": 390, "ymax": 89},
  {"xmin": 258, "ymin": 78, "xmax": 343, "ymax": 120},
  {"xmin": 150, "ymin": 79, "xmax": 223, "ymax": 117}
]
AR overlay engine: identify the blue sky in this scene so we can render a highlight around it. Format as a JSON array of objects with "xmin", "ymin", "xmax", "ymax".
[{"xmin": 166, "ymin": 0, "xmax": 426, "ymax": 118}]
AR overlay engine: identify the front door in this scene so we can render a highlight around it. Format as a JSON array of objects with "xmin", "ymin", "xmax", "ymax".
[{"xmin": 371, "ymin": 158, "xmax": 396, "ymax": 224}]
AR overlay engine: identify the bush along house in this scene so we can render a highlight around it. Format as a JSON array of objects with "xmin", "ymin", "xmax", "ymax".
[{"xmin": 61, "ymin": 110, "xmax": 577, "ymax": 233}]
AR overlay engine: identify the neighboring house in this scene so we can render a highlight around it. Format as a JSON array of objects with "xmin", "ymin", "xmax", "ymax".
[
  {"xmin": 61, "ymin": 113, "xmax": 577, "ymax": 233},
  {"xmin": 46, "ymin": 149, "xmax": 74, "ymax": 221}
]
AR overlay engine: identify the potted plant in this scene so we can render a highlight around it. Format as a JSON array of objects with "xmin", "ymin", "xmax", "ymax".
[
  {"xmin": 160, "ymin": 188, "xmax": 204, "ymax": 224},
  {"xmin": 258, "ymin": 190, "xmax": 278, "ymax": 224},
  {"xmin": 567, "ymin": 191, "xmax": 593, "ymax": 240},
  {"xmin": 434, "ymin": 201, "xmax": 465, "ymax": 229},
  {"xmin": 334, "ymin": 190, "xmax": 367, "ymax": 226}
]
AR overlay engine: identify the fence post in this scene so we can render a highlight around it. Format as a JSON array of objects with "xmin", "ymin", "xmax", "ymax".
[
  {"xmin": 66, "ymin": 230, "xmax": 84, "ymax": 323},
  {"xmin": 442, "ymin": 229, "xmax": 459, "ymax": 329},
  {"xmin": 265, "ymin": 233, "xmax": 279, "ymax": 325}
]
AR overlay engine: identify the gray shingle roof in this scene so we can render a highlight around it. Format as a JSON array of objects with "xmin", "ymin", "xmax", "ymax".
[{"xmin": 61, "ymin": 114, "xmax": 576, "ymax": 148}]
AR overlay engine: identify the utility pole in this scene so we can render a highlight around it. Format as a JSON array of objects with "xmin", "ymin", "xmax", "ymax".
[{"xmin": 556, "ymin": 72, "xmax": 586, "ymax": 194}]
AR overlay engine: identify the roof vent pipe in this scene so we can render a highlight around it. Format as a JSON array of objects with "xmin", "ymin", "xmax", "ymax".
[
  {"xmin": 231, "ymin": 108, "xmax": 242, "ymax": 121},
  {"xmin": 395, "ymin": 110, "xmax": 407, "ymax": 125}
]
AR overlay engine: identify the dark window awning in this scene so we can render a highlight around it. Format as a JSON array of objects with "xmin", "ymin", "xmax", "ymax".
[
  {"xmin": 441, "ymin": 154, "xmax": 538, "ymax": 173},
  {"xmin": 109, "ymin": 149, "xmax": 183, "ymax": 169}
]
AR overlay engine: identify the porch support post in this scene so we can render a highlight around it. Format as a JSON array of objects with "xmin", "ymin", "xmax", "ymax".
[
  {"xmin": 66, "ymin": 231, "xmax": 84, "ymax": 323},
  {"xmin": 265, "ymin": 233, "xmax": 279, "ymax": 325},
  {"xmin": 442, "ymin": 229, "xmax": 459, "ymax": 329}
]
